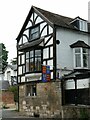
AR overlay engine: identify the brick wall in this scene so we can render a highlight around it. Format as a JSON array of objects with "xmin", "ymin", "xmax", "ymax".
[{"xmin": 2, "ymin": 91, "xmax": 15, "ymax": 104}]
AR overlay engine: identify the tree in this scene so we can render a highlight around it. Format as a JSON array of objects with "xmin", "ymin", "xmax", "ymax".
[
  {"xmin": 0, "ymin": 43, "xmax": 8, "ymax": 72},
  {"xmin": 8, "ymin": 86, "xmax": 18, "ymax": 102},
  {"xmin": 10, "ymin": 58, "xmax": 17, "ymax": 65}
]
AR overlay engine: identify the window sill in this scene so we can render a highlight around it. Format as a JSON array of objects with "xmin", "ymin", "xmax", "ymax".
[{"xmin": 26, "ymin": 96, "xmax": 37, "ymax": 98}]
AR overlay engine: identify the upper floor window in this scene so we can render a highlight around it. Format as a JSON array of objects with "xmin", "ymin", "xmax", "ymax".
[
  {"xmin": 74, "ymin": 48, "xmax": 88, "ymax": 68},
  {"xmin": 26, "ymin": 49, "xmax": 41, "ymax": 72},
  {"xmin": 30, "ymin": 26, "xmax": 40, "ymax": 40},
  {"xmin": 70, "ymin": 17, "xmax": 88, "ymax": 32},
  {"xmin": 79, "ymin": 20, "xmax": 87, "ymax": 32}
]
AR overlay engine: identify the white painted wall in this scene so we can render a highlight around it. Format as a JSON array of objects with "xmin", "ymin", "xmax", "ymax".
[
  {"xmin": 56, "ymin": 27, "xmax": 90, "ymax": 89},
  {"xmin": 56, "ymin": 27, "xmax": 89, "ymax": 70},
  {"xmin": 0, "ymin": 73, "xmax": 4, "ymax": 80},
  {"xmin": 4, "ymin": 66, "xmax": 17, "ymax": 85}
]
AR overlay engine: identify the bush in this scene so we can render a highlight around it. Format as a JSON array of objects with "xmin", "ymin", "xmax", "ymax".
[{"xmin": 8, "ymin": 86, "xmax": 18, "ymax": 102}]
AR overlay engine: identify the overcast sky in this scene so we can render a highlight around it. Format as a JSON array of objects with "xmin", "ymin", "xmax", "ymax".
[{"xmin": 0, "ymin": 0, "xmax": 90, "ymax": 63}]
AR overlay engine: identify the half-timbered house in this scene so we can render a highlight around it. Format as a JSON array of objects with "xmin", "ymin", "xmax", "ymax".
[{"xmin": 16, "ymin": 6, "xmax": 90, "ymax": 118}]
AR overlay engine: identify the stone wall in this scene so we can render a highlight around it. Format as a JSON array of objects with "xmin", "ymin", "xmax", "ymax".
[
  {"xmin": 19, "ymin": 81, "xmax": 62, "ymax": 118},
  {"xmin": 19, "ymin": 81, "xmax": 90, "ymax": 118},
  {"xmin": 62, "ymin": 105, "xmax": 90, "ymax": 118}
]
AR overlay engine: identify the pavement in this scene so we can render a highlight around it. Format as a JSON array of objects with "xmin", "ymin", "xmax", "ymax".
[
  {"xmin": 1, "ymin": 108, "xmax": 61, "ymax": 120},
  {"xmin": 1, "ymin": 108, "xmax": 30, "ymax": 119}
]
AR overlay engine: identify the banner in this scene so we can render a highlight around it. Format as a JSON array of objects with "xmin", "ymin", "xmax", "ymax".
[{"xmin": 42, "ymin": 65, "xmax": 51, "ymax": 82}]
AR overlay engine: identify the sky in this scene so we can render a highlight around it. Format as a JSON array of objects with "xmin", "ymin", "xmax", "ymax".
[{"xmin": 0, "ymin": 0, "xmax": 90, "ymax": 63}]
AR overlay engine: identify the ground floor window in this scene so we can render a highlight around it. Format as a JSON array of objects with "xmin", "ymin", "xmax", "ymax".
[
  {"xmin": 26, "ymin": 84, "xmax": 37, "ymax": 97},
  {"xmin": 64, "ymin": 88, "xmax": 90, "ymax": 105},
  {"xmin": 62, "ymin": 79, "xmax": 90, "ymax": 105}
]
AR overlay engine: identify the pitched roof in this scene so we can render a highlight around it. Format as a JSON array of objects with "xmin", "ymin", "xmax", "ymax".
[
  {"xmin": 34, "ymin": 6, "xmax": 75, "ymax": 29},
  {"xmin": 70, "ymin": 40, "xmax": 90, "ymax": 48},
  {"xmin": 4, "ymin": 64, "xmax": 17, "ymax": 72},
  {"xmin": 18, "ymin": 38, "xmax": 43, "ymax": 51},
  {"xmin": 0, "ymin": 80, "xmax": 10, "ymax": 90},
  {"xmin": 62, "ymin": 69, "xmax": 90, "ymax": 80},
  {"xmin": 16, "ymin": 6, "xmax": 90, "ymax": 41},
  {"xmin": 7, "ymin": 64, "xmax": 17, "ymax": 71}
]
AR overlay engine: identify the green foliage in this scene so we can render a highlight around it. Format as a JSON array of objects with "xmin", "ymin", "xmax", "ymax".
[
  {"xmin": 80, "ymin": 108, "xmax": 89, "ymax": 118},
  {"xmin": 10, "ymin": 58, "xmax": 17, "ymax": 65},
  {"xmin": 8, "ymin": 86, "xmax": 18, "ymax": 102},
  {"xmin": 0, "ymin": 43, "xmax": 8, "ymax": 72}
]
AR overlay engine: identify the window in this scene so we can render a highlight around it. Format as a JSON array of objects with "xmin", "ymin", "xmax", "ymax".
[
  {"xmin": 30, "ymin": 51, "xmax": 34, "ymax": 71},
  {"xmin": 35, "ymin": 50, "xmax": 41, "ymax": 71},
  {"xmin": 79, "ymin": 20, "xmax": 87, "ymax": 32},
  {"xmin": 74, "ymin": 48, "xmax": 88, "ymax": 68},
  {"xmin": 26, "ymin": 84, "xmax": 37, "ymax": 96},
  {"xmin": 25, "ymin": 50, "xmax": 41, "ymax": 72},
  {"xmin": 30, "ymin": 26, "xmax": 39, "ymax": 40}
]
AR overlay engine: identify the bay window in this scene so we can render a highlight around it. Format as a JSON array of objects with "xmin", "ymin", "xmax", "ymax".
[
  {"xmin": 74, "ymin": 48, "xmax": 88, "ymax": 68},
  {"xmin": 35, "ymin": 50, "xmax": 41, "ymax": 71},
  {"xmin": 25, "ymin": 49, "xmax": 41, "ymax": 73}
]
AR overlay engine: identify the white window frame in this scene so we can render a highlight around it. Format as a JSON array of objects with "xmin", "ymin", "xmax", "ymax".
[
  {"xmin": 26, "ymin": 84, "xmax": 37, "ymax": 97},
  {"xmin": 73, "ymin": 47, "xmax": 88, "ymax": 69},
  {"xmin": 79, "ymin": 20, "xmax": 87, "ymax": 32}
]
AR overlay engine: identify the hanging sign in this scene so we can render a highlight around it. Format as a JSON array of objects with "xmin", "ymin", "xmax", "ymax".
[{"xmin": 42, "ymin": 65, "xmax": 51, "ymax": 82}]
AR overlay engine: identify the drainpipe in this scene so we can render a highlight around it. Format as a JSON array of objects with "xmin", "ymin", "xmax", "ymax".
[
  {"xmin": 74, "ymin": 78, "xmax": 77, "ymax": 106},
  {"xmin": 61, "ymin": 80, "xmax": 64, "ymax": 119}
]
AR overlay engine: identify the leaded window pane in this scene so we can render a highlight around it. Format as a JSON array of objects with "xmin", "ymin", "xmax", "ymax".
[
  {"xmin": 26, "ymin": 52, "xmax": 29, "ymax": 59},
  {"xmin": 30, "ymin": 58, "xmax": 34, "ymax": 71},
  {"xmin": 26, "ymin": 59, "xmax": 29, "ymax": 72},
  {"xmin": 25, "ymin": 50, "xmax": 41, "ymax": 72},
  {"xmin": 75, "ymin": 54, "xmax": 81, "ymax": 67},
  {"xmin": 35, "ymin": 57, "xmax": 41, "ymax": 71},
  {"xmin": 30, "ymin": 26, "xmax": 39, "ymax": 40},
  {"xmin": 21, "ymin": 54, "xmax": 25, "ymax": 64},
  {"xmin": 26, "ymin": 84, "xmax": 37, "ymax": 96},
  {"xmin": 75, "ymin": 48, "xmax": 80, "ymax": 53},
  {"xmin": 74, "ymin": 48, "xmax": 88, "ymax": 68},
  {"xmin": 30, "ymin": 51, "xmax": 34, "ymax": 57},
  {"xmin": 83, "ymin": 48, "xmax": 88, "ymax": 53}
]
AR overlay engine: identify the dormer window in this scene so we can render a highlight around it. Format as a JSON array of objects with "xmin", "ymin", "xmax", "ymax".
[
  {"xmin": 71, "ymin": 17, "xmax": 88, "ymax": 32},
  {"xmin": 79, "ymin": 19, "xmax": 87, "ymax": 32}
]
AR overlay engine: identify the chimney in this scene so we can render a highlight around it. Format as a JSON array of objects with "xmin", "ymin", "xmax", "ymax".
[{"xmin": 88, "ymin": 1, "xmax": 90, "ymax": 22}]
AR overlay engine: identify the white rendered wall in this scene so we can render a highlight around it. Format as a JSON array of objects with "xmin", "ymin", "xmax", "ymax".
[
  {"xmin": 56, "ymin": 27, "xmax": 90, "ymax": 89},
  {"xmin": 4, "ymin": 67, "xmax": 17, "ymax": 85},
  {"xmin": 56, "ymin": 27, "xmax": 89, "ymax": 70}
]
